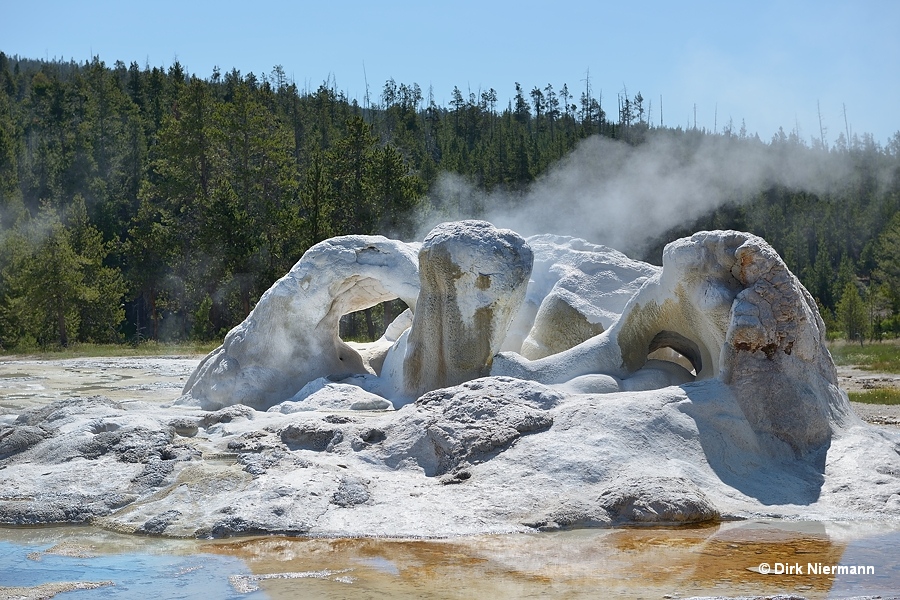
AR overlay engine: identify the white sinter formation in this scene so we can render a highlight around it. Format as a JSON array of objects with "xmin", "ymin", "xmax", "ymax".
[
  {"xmin": 2, "ymin": 221, "xmax": 898, "ymax": 538},
  {"xmin": 179, "ymin": 235, "xmax": 420, "ymax": 410}
]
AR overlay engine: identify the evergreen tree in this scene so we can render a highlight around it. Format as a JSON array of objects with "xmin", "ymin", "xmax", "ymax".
[
  {"xmin": 66, "ymin": 196, "xmax": 126, "ymax": 342},
  {"xmin": 8, "ymin": 208, "xmax": 83, "ymax": 346},
  {"xmin": 874, "ymin": 212, "xmax": 900, "ymax": 311},
  {"xmin": 369, "ymin": 143, "xmax": 421, "ymax": 237},
  {"xmin": 836, "ymin": 282, "xmax": 868, "ymax": 344},
  {"xmin": 126, "ymin": 189, "xmax": 176, "ymax": 340},
  {"xmin": 0, "ymin": 89, "xmax": 18, "ymax": 203},
  {"xmin": 329, "ymin": 115, "xmax": 377, "ymax": 235}
]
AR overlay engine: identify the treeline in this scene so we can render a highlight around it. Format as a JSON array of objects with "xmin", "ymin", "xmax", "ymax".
[
  {"xmin": 0, "ymin": 53, "xmax": 898, "ymax": 348},
  {"xmin": 0, "ymin": 54, "xmax": 615, "ymax": 347},
  {"xmin": 656, "ymin": 129, "xmax": 900, "ymax": 341}
]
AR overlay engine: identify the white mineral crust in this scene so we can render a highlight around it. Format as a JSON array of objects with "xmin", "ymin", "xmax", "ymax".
[{"xmin": 2, "ymin": 223, "xmax": 898, "ymax": 538}]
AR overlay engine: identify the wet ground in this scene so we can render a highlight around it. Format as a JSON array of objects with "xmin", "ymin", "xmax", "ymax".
[
  {"xmin": 1, "ymin": 521, "xmax": 900, "ymax": 599},
  {"xmin": 210, "ymin": 521, "xmax": 900, "ymax": 599},
  {"xmin": 0, "ymin": 527, "xmax": 261, "ymax": 599},
  {"xmin": 0, "ymin": 356, "xmax": 199, "ymax": 416},
  {"xmin": 1, "ymin": 356, "xmax": 900, "ymax": 598}
]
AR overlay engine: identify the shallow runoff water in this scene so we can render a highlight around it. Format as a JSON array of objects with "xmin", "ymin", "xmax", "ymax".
[{"xmin": 2, "ymin": 520, "xmax": 900, "ymax": 599}]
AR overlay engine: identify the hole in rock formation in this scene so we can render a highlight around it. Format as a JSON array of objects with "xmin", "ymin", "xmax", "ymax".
[
  {"xmin": 339, "ymin": 300, "xmax": 413, "ymax": 377},
  {"xmin": 339, "ymin": 299, "xmax": 410, "ymax": 344},
  {"xmin": 647, "ymin": 347, "xmax": 696, "ymax": 378},
  {"xmin": 646, "ymin": 330, "xmax": 702, "ymax": 378}
]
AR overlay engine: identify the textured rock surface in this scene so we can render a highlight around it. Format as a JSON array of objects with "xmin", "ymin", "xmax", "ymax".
[
  {"xmin": 176, "ymin": 223, "xmax": 660, "ymax": 412},
  {"xmin": 385, "ymin": 220, "xmax": 533, "ymax": 402},
  {"xmin": 269, "ymin": 379, "xmax": 393, "ymax": 412},
  {"xmin": 178, "ymin": 235, "xmax": 420, "ymax": 411},
  {"xmin": 508, "ymin": 234, "xmax": 659, "ymax": 359},
  {"xmin": 491, "ymin": 230, "xmax": 847, "ymax": 456},
  {"xmin": 2, "ymin": 227, "xmax": 899, "ymax": 538},
  {"xmin": 597, "ymin": 476, "xmax": 719, "ymax": 525},
  {"xmin": 2, "ymin": 373, "xmax": 898, "ymax": 537}
]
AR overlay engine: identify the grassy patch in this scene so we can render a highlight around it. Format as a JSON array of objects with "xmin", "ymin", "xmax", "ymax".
[
  {"xmin": 848, "ymin": 389, "xmax": 900, "ymax": 405},
  {"xmin": 0, "ymin": 341, "xmax": 219, "ymax": 359},
  {"xmin": 828, "ymin": 340, "xmax": 900, "ymax": 374}
]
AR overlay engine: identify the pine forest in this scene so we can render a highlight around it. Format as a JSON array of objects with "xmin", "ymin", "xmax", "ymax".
[{"xmin": 0, "ymin": 53, "xmax": 899, "ymax": 349}]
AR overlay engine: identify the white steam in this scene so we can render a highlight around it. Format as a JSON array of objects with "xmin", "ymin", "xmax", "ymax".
[{"xmin": 418, "ymin": 131, "xmax": 869, "ymax": 258}]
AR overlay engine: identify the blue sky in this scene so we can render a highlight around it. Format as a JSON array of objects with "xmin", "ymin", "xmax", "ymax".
[{"xmin": 3, "ymin": 0, "xmax": 898, "ymax": 145}]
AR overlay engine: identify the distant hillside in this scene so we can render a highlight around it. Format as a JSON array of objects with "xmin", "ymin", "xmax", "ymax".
[{"xmin": 0, "ymin": 52, "xmax": 898, "ymax": 347}]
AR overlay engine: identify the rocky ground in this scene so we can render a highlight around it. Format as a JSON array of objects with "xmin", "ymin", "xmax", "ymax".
[
  {"xmin": 3, "ymin": 357, "xmax": 897, "ymax": 428},
  {"xmin": 849, "ymin": 401, "xmax": 900, "ymax": 426},
  {"xmin": 837, "ymin": 365, "xmax": 900, "ymax": 426},
  {"xmin": 1, "ymin": 356, "xmax": 900, "ymax": 539}
]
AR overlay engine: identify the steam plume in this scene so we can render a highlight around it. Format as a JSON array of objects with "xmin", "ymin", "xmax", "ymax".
[{"xmin": 418, "ymin": 131, "xmax": 872, "ymax": 258}]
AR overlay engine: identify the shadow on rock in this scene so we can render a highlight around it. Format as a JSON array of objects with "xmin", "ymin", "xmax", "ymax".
[{"xmin": 680, "ymin": 380, "xmax": 827, "ymax": 506}]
